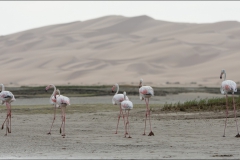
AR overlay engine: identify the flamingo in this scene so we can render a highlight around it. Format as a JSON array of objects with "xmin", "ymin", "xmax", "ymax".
[
  {"xmin": 121, "ymin": 91, "xmax": 133, "ymax": 138},
  {"xmin": 112, "ymin": 83, "xmax": 129, "ymax": 134},
  {"xmin": 220, "ymin": 69, "xmax": 240, "ymax": 137},
  {"xmin": 0, "ymin": 84, "xmax": 16, "ymax": 136},
  {"xmin": 45, "ymin": 84, "xmax": 70, "ymax": 137},
  {"xmin": 139, "ymin": 78, "xmax": 154, "ymax": 136}
]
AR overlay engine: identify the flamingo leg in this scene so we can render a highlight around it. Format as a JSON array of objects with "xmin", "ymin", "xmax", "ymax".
[
  {"xmin": 127, "ymin": 110, "xmax": 131, "ymax": 138},
  {"xmin": 124, "ymin": 110, "xmax": 127, "ymax": 137},
  {"xmin": 3, "ymin": 102, "xmax": 11, "ymax": 136},
  {"xmin": 232, "ymin": 94, "xmax": 240, "ymax": 137},
  {"xmin": 60, "ymin": 109, "xmax": 64, "ymax": 134},
  {"xmin": 115, "ymin": 105, "xmax": 125, "ymax": 134},
  {"xmin": 223, "ymin": 94, "xmax": 229, "ymax": 137},
  {"xmin": 48, "ymin": 106, "xmax": 57, "ymax": 135},
  {"xmin": 9, "ymin": 102, "xmax": 11, "ymax": 133},
  {"xmin": 122, "ymin": 108, "xmax": 125, "ymax": 132},
  {"xmin": 124, "ymin": 110, "xmax": 129, "ymax": 135},
  {"xmin": 147, "ymin": 98, "xmax": 154, "ymax": 136},
  {"xmin": 61, "ymin": 106, "xmax": 66, "ymax": 137},
  {"xmin": 1, "ymin": 115, "xmax": 8, "ymax": 130},
  {"xmin": 5, "ymin": 116, "xmax": 9, "ymax": 136},
  {"xmin": 2, "ymin": 104, "xmax": 9, "ymax": 130},
  {"xmin": 143, "ymin": 98, "xmax": 147, "ymax": 135}
]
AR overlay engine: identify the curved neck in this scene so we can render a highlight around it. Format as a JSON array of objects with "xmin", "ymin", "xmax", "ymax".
[
  {"xmin": 50, "ymin": 84, "xmax": 56, "ymax": 99},
  {"xmin": 115, "ymin": 84, "xmax": 119, "ymax": 95},
  {"xmin": 124, "ymin": 93, "xmax": 126, "ymax": 100},
  {"xmin": 223, "ymin": 72, "xmax": 226, "ymax": 81},
  {"xmin": 0, "ymin": 84, "xmax": 5, "ymax": 91},
  {"xmin": 139, "ymin": 80, "xmax": 143, "ymax": 88},
  {"xmin": 57, "ymin": 90, "xmax": 60, "ymax": 96}
]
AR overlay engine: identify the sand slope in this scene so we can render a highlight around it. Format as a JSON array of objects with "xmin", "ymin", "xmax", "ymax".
[{"xmin": 0, "ymin": 15, "xmax": 240, "ymax": 87}]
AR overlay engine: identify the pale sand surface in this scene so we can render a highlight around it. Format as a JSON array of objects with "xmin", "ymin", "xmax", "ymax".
[
  {"xmin": 0, "ymin": 111, "xmax": 240, "ymax": 159},
  {"xmin": 0, "ymin": 93, "xmax": 240, "ymax": 159}
]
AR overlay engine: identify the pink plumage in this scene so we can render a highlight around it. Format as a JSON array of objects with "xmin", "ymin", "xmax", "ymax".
[
  {"xmin": 112, "ymin": 83, "xmax": 129, "ymax": 134},
  {"xmin": 220, "ymin": 69, "xmax": 240, "ymax": 137},
  {"xmin": 112, "ymin": 84, "xmax": 129, "ymax": 105},
  {"xmin": 139, "ymin": 79, "xmax": 154, "ymax": 136},
  {"xmin": 45, "ymin": 84, "xmax": 70, "ymax": 138},
  {"xmin": 120, "ymin": 91, "xmax": 133, "ymax": 138},
  {"xmin": 121, "ymin": 92, "xmax": 133, "ymax": 110},
  {"xmin": 0, "ymin": 84, "xmax": 15, "ymax": 136},
  {"xmin": 220, "ymin": 80, "xmax": 237, "ymax": 95}
]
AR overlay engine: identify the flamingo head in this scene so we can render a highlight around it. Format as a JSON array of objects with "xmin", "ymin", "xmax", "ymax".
[
  {"xmin": 112, "ymin": 85, "xmax": 115, "ymax": 93},
  {"xmin": 139, "ymin": 78, "xmax": 143, "ymax": 88},
  {"xmin": 45, "ymin": 84, "xmax": 52, "ymax": 92},
  {"xmin": 220, "ymin": 69, "xmax": 225, "ymax": 79},
  {"xmin": 45, "ymin": 85, "xmax": 50, "ymax": 92}
]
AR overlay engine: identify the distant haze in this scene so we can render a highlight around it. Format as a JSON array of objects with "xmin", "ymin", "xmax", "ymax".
[
  {"xmin": 0, "ymin": 15, "xmax": 239, "ymax": 87},
  {"xmin": 1, "ymin": 1, "xmax": 240, "ymax": 36}
]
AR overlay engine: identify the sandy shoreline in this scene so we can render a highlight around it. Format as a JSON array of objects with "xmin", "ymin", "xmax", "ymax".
[
  {"xmin": 0, "ymin": 111, "xmax": 240, "ymax": 159},
  {"xmin": 0, "ymin": 93, "xmax": 240, "ymax": 159}
]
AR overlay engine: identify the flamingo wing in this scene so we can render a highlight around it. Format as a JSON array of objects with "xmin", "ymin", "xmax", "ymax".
[
  {"xmin": 0, "ymin": 91, "xmax": 16, "ymax": 102},
  {"xmin": 112, "ymin": 94, "xmax": 125, "ymax": 105},
  {"xmin": 121, "ymin": 100, "xmax": 133, "ymax": 110},
  {"xmin": 50, "ymin": 95, "xmax": 62, "ymax": 107},
  {"xmin": 139, "ymin": 86, "xmax": 154, "ymax": 99},
  {"xmin": 221, "ymin": 80, "xmax": 237, "ymax": 94},
  {"xmin": 56, "ymin": 95, "xmax": 70, "ymax": 105}
]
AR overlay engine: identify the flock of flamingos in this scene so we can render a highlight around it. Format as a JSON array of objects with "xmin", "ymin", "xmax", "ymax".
[{"xmin": 0, "ymin": 69, "xmax": 240, "ymax": 138}]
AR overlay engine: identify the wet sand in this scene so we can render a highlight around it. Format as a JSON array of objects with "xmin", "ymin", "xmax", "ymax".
[{"xmin": 0, "ymin": 93, "xmax": 240, "ymax": 159}]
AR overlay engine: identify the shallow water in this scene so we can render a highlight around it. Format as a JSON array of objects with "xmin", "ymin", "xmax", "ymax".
[{"xmin": 11, "ymin": 92, "xmax": 223, "ymax": 106}]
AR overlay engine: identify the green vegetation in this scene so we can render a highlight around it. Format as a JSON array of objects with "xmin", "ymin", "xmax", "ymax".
[
  {"xmin": 161, "ymin": 96, "xmax": 240, "ymax": 112},
  {"xmin": 7, "ymin": 85, "xmax": 238, "ymax": 98},
  {"xmin": 0, "ymin": 104, "xmax": 161, "ymax": 115}
]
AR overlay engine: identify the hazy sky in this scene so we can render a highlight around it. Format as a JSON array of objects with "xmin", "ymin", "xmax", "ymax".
[{"xmin": 1, "ymin": 1, "xmax": 240, "ymax": 35}]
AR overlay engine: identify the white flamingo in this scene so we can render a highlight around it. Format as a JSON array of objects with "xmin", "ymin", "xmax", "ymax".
[
  {"xmin": 0, "ymin": 84, "xmax": 16, "ymax": 136},
  {"xmin": 139, "ymin": 79, "xmax": 154, "ymax": 136},
  {"xmin": 121, "ymin": 91, "xmax": 133, "ymax": 138},
  {"xmin": 220, "ymin": 69, "xmax": 240, "ymax": 137},
  {"xmin": 112, "ymin": 83, "xmax": 129, "ymax": 134},
  {"xmin": 45, "ymin": 84, "xmax": 70, "ymax": 137}
]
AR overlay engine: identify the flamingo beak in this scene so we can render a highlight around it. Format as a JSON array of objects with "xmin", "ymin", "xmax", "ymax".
[
  {"xmin": 220, "ymin": 76, "xmax": 222, "ymax": 79},
  {"xmin": 112, "ymin": 86, "xmax": 115, "ymax": 93},
  {"xmin": 45, "ymin": 89, "xmax": 48, "ymax": 92}
]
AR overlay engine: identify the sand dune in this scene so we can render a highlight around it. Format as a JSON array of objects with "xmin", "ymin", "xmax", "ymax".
[{"xmin": 0, "ymin": 15, "xmax": 240, "ymax": 87}]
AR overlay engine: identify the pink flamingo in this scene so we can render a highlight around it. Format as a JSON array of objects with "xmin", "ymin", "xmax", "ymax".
[
  {"xmin": 220, "ymin": 69, "xmax": 240, "ymax": 137},
  {"xmin": 121, "ymin": 91, "xmax": 133, "ymax": 138},
  {"xmin": 45, "ymin": 84, "xmax": 70, "ymax": 138},
  {"xmin": 139, "ymin": 79, "xmax": 154, "ymax": 136},
  {"xmin": 0, "ymin": 84, "xmax": 16, "ymax": 136},
  {"xmin": 112, "ymin": 83, "xmax": 129, "ymax": 134}
]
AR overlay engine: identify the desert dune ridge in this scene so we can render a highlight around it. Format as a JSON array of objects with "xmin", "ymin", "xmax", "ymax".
[{"xmin": 0, "ymin": 15, "xmax": 240, "ymax": 87}]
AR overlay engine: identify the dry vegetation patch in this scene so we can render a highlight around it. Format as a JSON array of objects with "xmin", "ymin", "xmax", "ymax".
[{"xmin": 161, "ymin": 96, "xmax": 240, "ymax": 112}]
